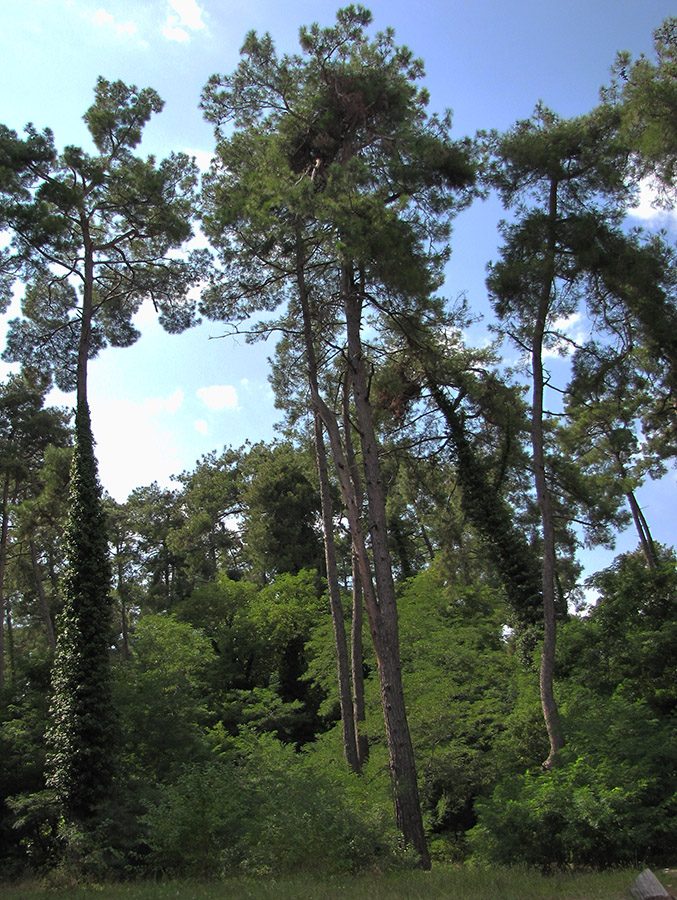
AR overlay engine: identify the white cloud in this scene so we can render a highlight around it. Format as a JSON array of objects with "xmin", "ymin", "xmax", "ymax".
[
  {"xmin": 162, "ymin": 21, "xmax": 190, "ymax": 42},
  {"xmin": 89, "ymin": 391, "xmax": 186, "ymax": 501},
  {"xmin": 168, "ymin": 0, "xmax": 204, "ymax": 30},
  {"xmin": 187, "ymin": 148, "xmax": 215, "ymax": 172},
  {"xmin": 543, "ymin": 312, "xmax": 587, "ymax": 359},
  {"xmin": 197, "ymin": 384, "xmax": 239, "ymax": 410},
  {"xmin": 552, "ymin": 311, "xmax": 581, "ymax": 332},
  {"xmin": 162, "ymin": 0, "xmax": 205, "ymax": 42},
  {"xmin": 164, "ymin": 388, "xmax": 184, "ymax": 414},
  {"xmin": 194, "ymin": 418, "xmax": 209, "ymax": 435},
  {"xmin": 628, "ymin": 177, "xmax": 677, "ymax": 227},
  {"xmin": 93, "ymin": 8, "xmax": 114, "ymax": 26},
  {"xmin": 137, "ymin": 388, "xmax": 184, "ymax": 416},
  {"xmin": 92, "ymin": 7, "xmax": 137, "ymax": 37}
]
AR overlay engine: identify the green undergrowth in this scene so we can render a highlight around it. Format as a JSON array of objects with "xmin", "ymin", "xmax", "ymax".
[{"xmin": 0, "ymin": 865, "xmax": 646, "ymax": 900}]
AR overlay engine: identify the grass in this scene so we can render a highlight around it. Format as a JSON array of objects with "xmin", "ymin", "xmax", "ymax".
[{"xmin": 0, "ymin": 866, "xmax": 650, "ymax": 900}]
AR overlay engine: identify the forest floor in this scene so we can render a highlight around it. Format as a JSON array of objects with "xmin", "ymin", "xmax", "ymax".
[{"xmin": 0, "ymin": 865, "xmax": 665, "ymax": 900}]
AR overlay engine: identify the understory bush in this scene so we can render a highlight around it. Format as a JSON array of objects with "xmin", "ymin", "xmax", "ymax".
[
  {"xmin": 143, "ymin": 731, "xmax": 397, "ymax": 876},
  {"xmin": 469, "ymin": 692, "xmax": 677, "ymax": 868}
]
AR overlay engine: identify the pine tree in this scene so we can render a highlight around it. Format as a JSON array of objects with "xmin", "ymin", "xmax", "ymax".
[
  {"xmin": 0, "ymin": 78, "xmax": 204, "ymax": 839},
  {"xmin": 200, "ymin": 6, "xmax": 474, "ymax": 864}
]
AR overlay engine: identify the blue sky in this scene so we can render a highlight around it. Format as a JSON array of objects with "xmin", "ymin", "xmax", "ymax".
[{"xmin": 0, "ymin": 0, "xmax": 675, "ymax": 579}]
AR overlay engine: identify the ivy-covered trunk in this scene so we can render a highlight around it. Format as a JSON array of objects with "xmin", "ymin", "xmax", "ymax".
[{"xmin": 46, "ymin": 401, "xmax": 114, "ymax": 827}]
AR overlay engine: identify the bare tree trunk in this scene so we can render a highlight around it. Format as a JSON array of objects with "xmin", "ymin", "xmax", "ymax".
[
  {"xmin": 5, "ymin": 599, "xmax": 15, "ymax": 690},
  {"xmin": 343, "ymin": 277, "xmax": 430, "ymax": 868},
  {"xmin": 120, "ymin": 598, "xmax": 131, "ymax": 662},
  {"xmin": 295, "ymin": 236, "xmax": 361, "ymax": 773},
  {"xmin": 533, "ymin": 178, "xmax": 565, "ymax": 770},
  {"xmin": 314, "ymin": 413, "xmax": 361, "ymax": 773},
  {"xmin": 350, "ymin": 556, "xmax": 369, "ymax": 767},
  {"xmin": 626, "ymin": 488, "xmax": 658, "ymax": 570},
  {"xmin": 114, "ymin": 546, "xmax": 131, "ymax": 661},
  {"xmin": 342, "ymin": 375, "xmax": 368, "ymax": 767},
  {"xmin": 312, "ymin": 366, "xmax": 431, "ymax": 863},
  {"xmin": 0, "ymin": 472, "xmax": 11, "ymax": 690},
  {"xmin": 416, "ymin": 511, "xmax": 435, "ymax": 562}
]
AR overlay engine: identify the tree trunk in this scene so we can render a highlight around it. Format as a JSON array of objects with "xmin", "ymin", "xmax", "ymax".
[
  {"xmin": 77, "ymin": 223, "xmax": 97, "ymax": 409},
  {"xmin": 314, "ymin": 413, "xmax": 361, "ymax": 773},
  {"xmin": 295, "ymin": 237, "xmax": 361, "ymax": 773},
  {"xmin": 533, "ymin": 178, "xmax": 565, "ymax": 769},
  {"xmin": 350, "ymin": 556, "xmax": 369, "ymax": 768},
  {"xmin": 626, "ymin": 488, "xmax": 658, "ymax": 570},
  {"xmin": 308, "ymin": 310, "xmax": 429, "ymax": 864},
  {"xmin": 416, "ymin": 510, "xmax": 435, "ymax": 562},
  {"xmin": 342, "ymin": 375, "xmax": 368, "ymax": 767},
  {"xmin": 0, "ymin": 472, "xmax": 10, "ymax": 690},
  {"xmin": 5, "ymin": 600, "xmax": 15, "ymax": 690},
  {"xmin": 343, "ymin": 276, "xmax": 430, "ymax": 868},
  {"xmin": 47, "ymin": 228, "xmax": 115, "ymax": 828},
  {"xmin": 115, "ymin": 545, "xmax": 131, "ymax": 661}
]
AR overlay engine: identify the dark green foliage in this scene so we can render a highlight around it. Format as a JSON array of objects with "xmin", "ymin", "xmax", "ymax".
[
  {"xmin": 175, "ymin": 570, "xmax": 327, "ymax": 746},
  {"xmin": 170, "ymin": 449, "xmax": 242, "ymax": 584},
  {"xmin": 469, "ymin": 692, "xmax": 677, "ymax": 868},
  {"xmin": 0, "ymin": 650, "xmax": 55, "ymax": 875},
  {"xmin": 470, "ymin": 552, "xmax": 677, "ymax": 868},
  {"xmin": 604, "ymin": 16, "xmax": 677, "ymax": 190},
  {"xmin": 46, "ymin": 402, "xmax": 115, "ymax": 826},
  {"xmin": 560, "ymin": 550, "xmax": 677, "ymax": 715},
  {"xmin": 123, "ymin": 483, "xmax": 189, "ymax": 610},
  {"xmin": 144, "ymin": 731, "xmax": 397, "ymax": 877},
  {"xmin": 240, "ymin": 443, "xmax": 323, "ymax": 581},
  {"xmin": 113, "ymin": 613, "xmax": 212, "ymax": 785},
  {"xmin": 0, "ymin": 372, "xmax": 71, "ymax": 483},
  {"xmin": 395, "ymin": 569, "xmax": 518, "ymax": 856}
]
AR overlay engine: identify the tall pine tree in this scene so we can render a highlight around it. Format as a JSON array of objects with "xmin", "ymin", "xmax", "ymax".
[{"xmin": 0, "ymin": 78, "xmax": 204, "ymax": 837}]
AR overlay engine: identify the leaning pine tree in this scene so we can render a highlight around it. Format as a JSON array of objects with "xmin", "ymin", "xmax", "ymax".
[{"xmin": 200, "ymin": 6, "xmax": 475, "ymax": 865}]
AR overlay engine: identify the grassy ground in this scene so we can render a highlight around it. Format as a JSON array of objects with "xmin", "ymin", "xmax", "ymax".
[{"xmin": 0, "ymin": 866, "xmax": 657, "ymax": 900}]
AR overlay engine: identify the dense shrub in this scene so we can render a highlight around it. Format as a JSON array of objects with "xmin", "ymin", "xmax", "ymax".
[
  {"xmin": 144, "ymin": 731, "xmax": 398, "ymax": 876},
  {"xmin": 469, "ymin": 692, "xmax": 677, "ymax": 868}
]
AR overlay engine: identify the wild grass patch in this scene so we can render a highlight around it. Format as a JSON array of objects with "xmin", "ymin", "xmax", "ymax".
[{"xmin": 0, "ymin": 865, "xmax": 640, "ymax": 900}]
